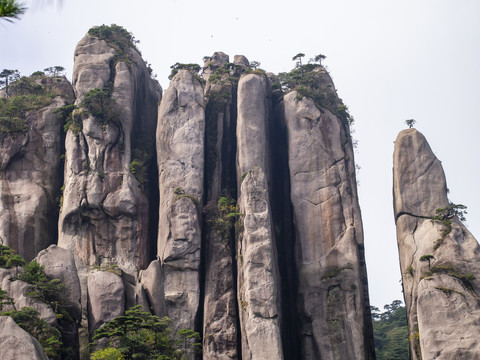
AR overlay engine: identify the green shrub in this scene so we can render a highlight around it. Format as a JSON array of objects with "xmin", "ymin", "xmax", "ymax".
[{"xmin": 88, "ymin": 24, "xmax": 139, "ymax": 66}]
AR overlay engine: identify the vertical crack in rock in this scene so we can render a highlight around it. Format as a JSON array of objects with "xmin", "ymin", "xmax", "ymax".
[
  {"xmin": 201, "ymin": 52, "xmax": 239, "ymax": 359},
  {"xmin": 157, "ymin": 69, "xmax": 205, "ymax": 335},
  {"xmin": 283, "ymin": 71, "xmax": 374, "ymax": 359},
  {"xmin": 393, "ymin": 128, "xmax": 480, "ymax": 360}
]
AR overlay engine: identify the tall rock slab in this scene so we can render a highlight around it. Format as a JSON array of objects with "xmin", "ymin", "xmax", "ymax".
[
  {"xmin": 0, "ymin": 76, "xmax": 73, "ymax": 260},
  {"xmin": 157, "ymin": 69, "xmax": 205, "ymax": 333},
  {"xmin": 202, "ymin": 53, "xmax": 239, "ymax": 359},
  {"xmin": 236, "ymin": 73, "xmax": 284, "ymax": 360},
  {"xmin": 393, "ymin": 128, "xmax": 480, "ymax": 360},
  {"xmin": 283, "ymin": 67, "xmax": 374, "ymax": 359},
  {"xmin": 58, "ymin": 28, "xmax": 161, "ymax": 274}
]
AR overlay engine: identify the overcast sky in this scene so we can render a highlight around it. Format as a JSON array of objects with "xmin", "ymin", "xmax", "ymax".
[{"xmin": 2, "ymin": 0, "xmax": 479, "ymax": 308}]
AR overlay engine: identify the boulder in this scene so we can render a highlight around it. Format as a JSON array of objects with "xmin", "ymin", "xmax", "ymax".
[
  {"xmin": 139, "ymin": 258, "xmax": 166, "ymax": 317},
  {"xmin": 87, "ymin": 270, "xmax": 125, "ymax": 334},
  {"xmin": 36, "ymin": 245, "xmax": 82, "ymax": 322},
  {"xmin": 0, "ymin": 316, "xmax": 48, "ymax": 360},
  {"xmin": 1, "ymin": 277, "xmax": 57, "ymax": 326}
]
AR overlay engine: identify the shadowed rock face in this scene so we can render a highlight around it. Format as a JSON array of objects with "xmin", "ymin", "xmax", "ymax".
[
  {"xmin": 284, "ymin": 79, "xmax": 374, "ymax": 358},
  {"xmin": 156, "ymin": 69, "xmax": 205, "ymax": 333},
  {"xmin": 202, "ymin": 52, "xmax": 238, "ymax": 360},
  {"xmin": 394, "ymin": 129, "xmax": 480, "ymax": 360},
  {"xmin": 0, "ymin": 77, "xmax": 73, "ymax": 261},
  {"xmin": 58, "ymin": 32, "xmax": 161, "ymax": 274}
]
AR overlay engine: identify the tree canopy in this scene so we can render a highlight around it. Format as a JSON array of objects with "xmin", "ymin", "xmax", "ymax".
[{"xmin": 371, "ymin": 300, "xmax": 410, "ymax": 360}]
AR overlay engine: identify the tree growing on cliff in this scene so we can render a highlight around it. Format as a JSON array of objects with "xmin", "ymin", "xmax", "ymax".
[
  {"xmin": 0, "ymin": 69, "xmax": 20, "ymax": 96},
  {"xmin": 44, "ymin": 66, "xmax": 65, "ymax": 77},
  {"xmin": 405, "ymin": 119, "xmax": 416, "ymax": 128}
]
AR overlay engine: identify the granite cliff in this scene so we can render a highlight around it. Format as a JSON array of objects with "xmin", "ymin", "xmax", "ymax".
[
  {"xmin": 0, "ymin": 24, "xmax": 379, "ymax": 359},
  {"xmin": 393, "ymin": 129, "xmax": 480, "ymax": 359}
]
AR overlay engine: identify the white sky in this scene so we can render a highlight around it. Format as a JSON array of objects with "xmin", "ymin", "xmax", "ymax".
[{"xmin": 2, "ymin": 0, "xmax": 479, "ymax": 308}]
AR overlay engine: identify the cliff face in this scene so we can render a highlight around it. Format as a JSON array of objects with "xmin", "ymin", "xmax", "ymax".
[
  {"xmin": 0, "ymin": 27, "xmax": 377, "ymax": 359},
  {"xmin": 284, "ymin": 70, "xmax": 373, "ymax": 359},
  {"xmin": 58, "ymin": 29, "xmax": 161, "ymax": 274},
  {"xmin": 393, "ymin": 129, "xmax": 480, "ymax": 359},
  {"xmin": 0, "ymin": 77, "xmax": 73, "ymax": 261}
]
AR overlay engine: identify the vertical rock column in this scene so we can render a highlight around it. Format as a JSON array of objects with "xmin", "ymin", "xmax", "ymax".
[
  {"xmin": 58, "ymin": 32, "xmax": 161, "ymax": 274},
  {"xmin": 0, "ymin": 77, "xmax": 73, "ymax": 260},
  {"xmin": 202, "ymin": 52, "xmax": 238, "ymax": 359},
  {"xmin": 284, "ymin": 85, "xmax": 373, "ymax": 359},
  {"xmin": 157, "ymin": 70, "xmax": 205, "ymax": 333},
  {"xmin": 393, "ymin": 128, "xmax": 480, "ymax": 359},
  {"xmin": 236, "ymin": 73, "xmax": 284, "ymax": 360}
]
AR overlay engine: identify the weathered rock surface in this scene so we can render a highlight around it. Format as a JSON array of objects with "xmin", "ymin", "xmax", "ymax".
[
  {"xmin": 237, "ymin": 167, "xmax": 284, "ymax": 360},
  {"xmin": 236, "ymin": 73, "xmax": 283, "ymax": 360},
  {"xmin": 1, "ymin": 277, "xmax": 57, "ymax": 326},
  {"xmin": 284, "ymin": 83, "xmax": 374, "ymax": 359},
  {"xmin": 87, "ymin": 270, "xmax": 125, "ymax": 334},
  {"xmin": 394, "ymin": 128, "xmax": 480, "ymax": 360},
  {"xmin": 36, "ymin": 245, "xmax": 82, "ymax": 322},
  {"xmin": 139, "ymin": 258, "xmax": 166, "ymax": 317},
  {"xmin": 59, "ymin": 32, "xmax": 161, "ymax": 274},
  {"xmin": 0, "ymin": 316, "xmax": 49, "ymax": 360},
  {"xmin": 202, "ymin": 53, "xmax": 238, "ymax": 359},
  {"xmin": 157, "ymin": 69, "xmax": 205, "ymax": 333},
  {"xmin": 0, "ymin": 78, "xmax": 73, "ymax": 260}
]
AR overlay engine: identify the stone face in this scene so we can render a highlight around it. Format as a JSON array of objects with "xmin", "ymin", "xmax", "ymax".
[
  {"xmin": 156, "ymin": 69, "xmax": 205, "ymax": 332},
  {"xmin": 36, "ymin": 245, "xmax": 82, "ymax": 322},
  {"xmin": 284, "ymin": 88, "xmax": 373, "ymax": 359},
  {"xmin": 0, "ymin": 78, "xmax": 72, "ymax": 260},
  {"xmin": 87, "ymin": 270, "xmax": 125, "ymax": 334},
  {"xmin": 59, "ymin": 33, "xmax": 161, "ymax": 274},
  {"xmin": 394, "ymin": 129, "xmax": 480, "ymax": 360},
  {"xmin": 0, "ymin": 316, "xmax": 49, "ymax": 360},
  {"xmin": 236, "ymin": 73, "xmax": 283, "ymax": 360}
]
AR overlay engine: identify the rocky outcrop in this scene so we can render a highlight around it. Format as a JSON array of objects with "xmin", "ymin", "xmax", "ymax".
[
  {"xmin": 202, "ymin": 53, "xmax": 238, "ymax": 359},
  {"xmin": 0, "ymin": 77, "xmax": 73, "ymax": 261},
  {"xmin": 36, "ymin": 245, "xmax": 82, "ymax": 322},
  {"xmin": 156, "ymin": 69, "xmax": 205, "ymax": 333},
  {"xmin": 0, "ymin": 277, "xmax": 57, "ymax": 326},
  {"xmin": 236, "ymin": 73, "xmax": 283, "ymax": 360},
  {"xmin": 283, "ymin": 69, "xmax": 374, "ymax": 359},
  {"xmin": 58, "ymin": 30, "xmax": 161, "ymax": 274},
  {"xmin": 139, "ymin": 258, "xmax": 166, "ymax": 317},
  {"xmin": 393, "ymin": 128, "xmax": 480, "ymax": 360},
  {"xmin": 87, "ymin": 270, "xmax": 125, "ymax": 334},
  {"xmin": 0, "ymin": 316, "xmax": 49, "ymax": 360}
]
